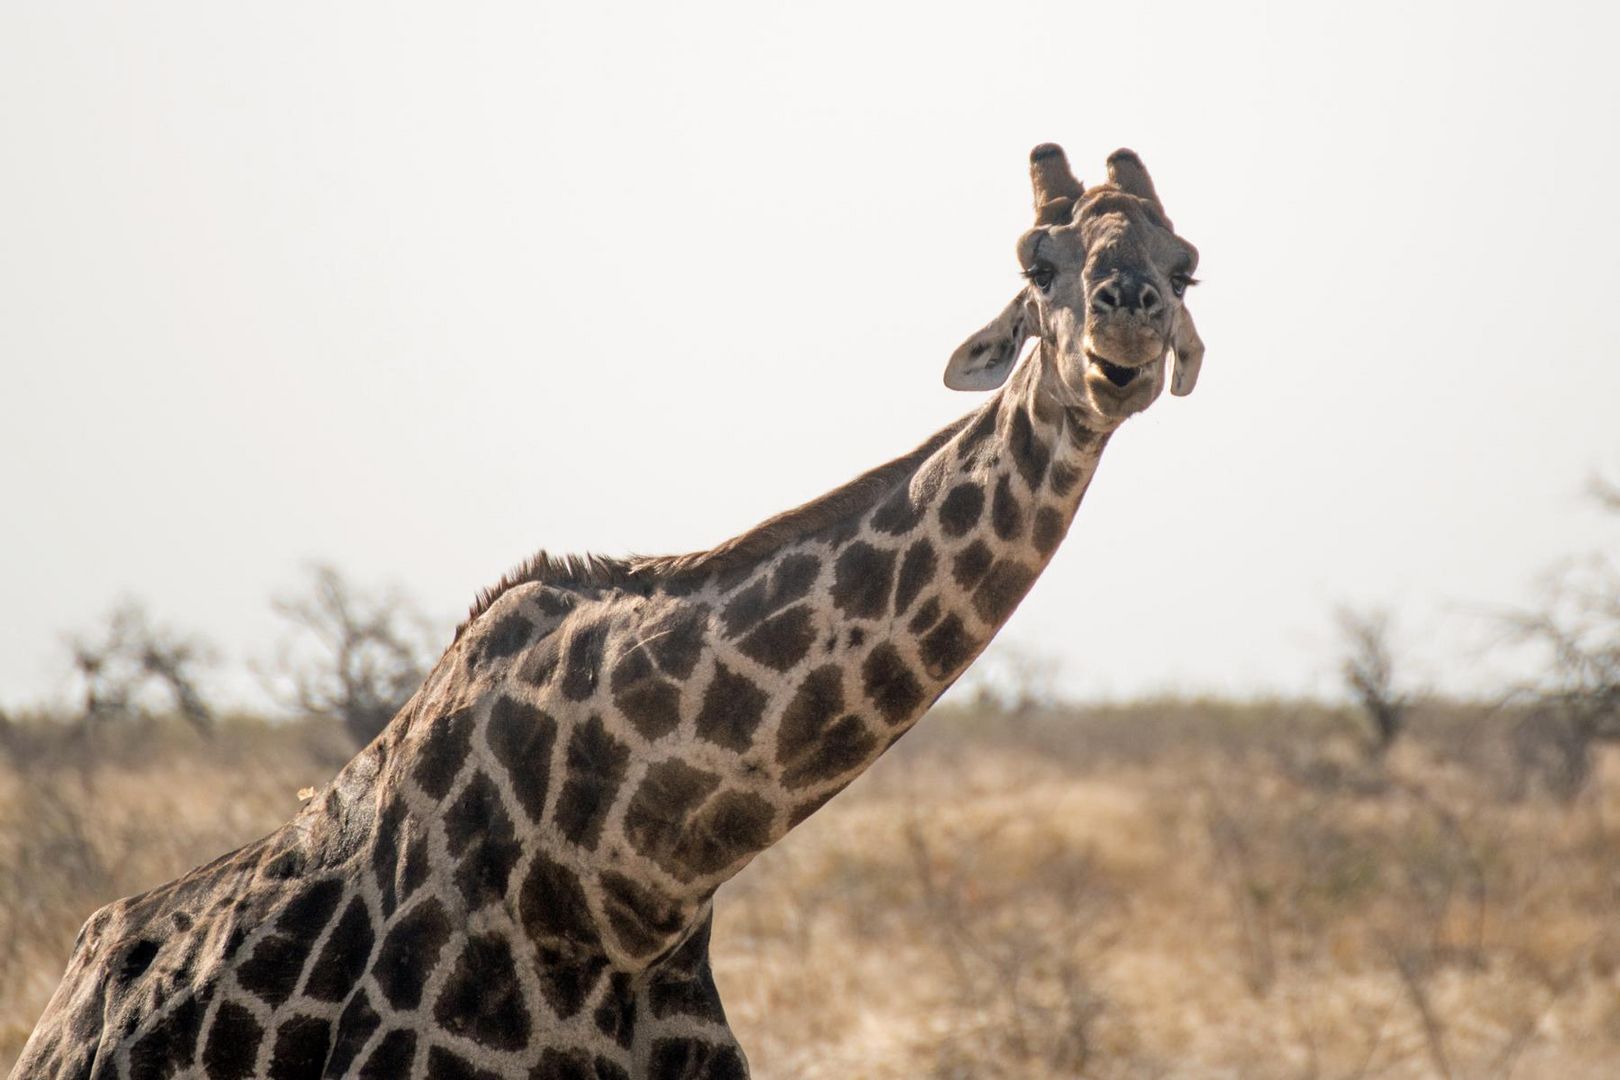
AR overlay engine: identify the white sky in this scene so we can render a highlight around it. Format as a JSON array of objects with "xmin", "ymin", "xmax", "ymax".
[{"xmin": 2, "ymin": 1, "xmax": 1618, "ymax": 710}]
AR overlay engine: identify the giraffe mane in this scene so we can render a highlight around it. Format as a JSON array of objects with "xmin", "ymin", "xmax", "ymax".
[{"xmin": 457, "ymin": 411, "xmax": 979, "ymax": 638}]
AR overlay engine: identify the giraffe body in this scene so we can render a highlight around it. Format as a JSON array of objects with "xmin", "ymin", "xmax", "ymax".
[{"xmin": 13, "ymin": 144, "xmax": 1201, "ymax": 1079}]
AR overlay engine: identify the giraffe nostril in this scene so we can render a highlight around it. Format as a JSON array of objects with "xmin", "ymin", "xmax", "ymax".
[
  {"xmin": 1093, "ymin": 286, "xmax": 1120, "ymax": 313},
  {"xmin": 1140, "ymin": 285, "xmax": 1160, "ymax": 313}
]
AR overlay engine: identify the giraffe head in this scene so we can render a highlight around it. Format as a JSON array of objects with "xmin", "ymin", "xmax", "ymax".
[{"xmin": 944, "ymin": 144, "xmax": 1203, "ymax": 423}]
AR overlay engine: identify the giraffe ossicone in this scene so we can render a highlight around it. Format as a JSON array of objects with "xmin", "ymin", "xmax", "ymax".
[{"xmin": 14, "ymin": 143, "xmax": 1202, "ymax": 1080}]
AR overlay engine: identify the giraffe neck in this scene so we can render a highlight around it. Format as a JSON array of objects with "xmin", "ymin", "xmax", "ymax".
[
  {"xmin": 353, "ymin": 348, "xmax": 1122, "ymax": 982},
  {"xmin": 743, "ymin": 346, "xmax": 1113, "ymax": 824}
]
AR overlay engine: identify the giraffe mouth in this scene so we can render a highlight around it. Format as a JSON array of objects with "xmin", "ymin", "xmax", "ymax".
[{"xmin": 1087, "ymin": 353, "xmax": 1142, "ymax": 388}]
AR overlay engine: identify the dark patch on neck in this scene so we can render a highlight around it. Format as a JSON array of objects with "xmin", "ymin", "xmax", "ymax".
[
  {"xmin": 1008, "ymin": 403, "xmax": 1050, "ymax": 491},
  {"xmin": 594, "ymin": 971, "xmax": 638, "ymax": 1048},
  {"xmin": 202, "ymin": 1001, "xmax": 263, "ymax": 1080},
  {"xmin": 600, "ymin": 872, "xmax": 687, "ymax": 959},
  {"xmin": 648, "ymin": 1038, "xmax": 748, "ymax": 1079},
  {"xmin": 128, "ymin": 992, "xmax": 205, "ymax": 1078},
  {"xmin": 363, "ymin": 1030, "xmax": 420, "ymax": 1078},
  {"xmin": 694, "ymin": 662, "xmax": 769, "ymax": 752},
  {"xmin": 434, "ymin": 933, "xmax": 533, "ymax": 1049},
  {"xmin": 429, "ymin": 1044, "xmax": 505, "ymax": 1080},
  {"xmin": 117, "ymin": 939, "xmax": 161, "ymax": 984},
  {"xmin": 553, "ymin": 716, "xmax": 631, "ymax": 852},
  {"xmin": 304, "ymin": 898, "xmax": 374, "ymax": 1002},
  {"xmin": 323, "ymin": 990, "xmax": 382, "ymax": 1077},
  {"xmin": 372, "ymin": 898, "xmax": 453, "ymax": 1010},
  {"xmin": 268, "ymin": 1015, "xmax": 332, "ymax": 1078}
]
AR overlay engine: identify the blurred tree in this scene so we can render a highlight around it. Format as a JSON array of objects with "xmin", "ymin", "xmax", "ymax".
[
  {"xmin": 264, "ymin": 564, "xmax": 438, "ymax": 746},
  {"xmin": 67, "ymin": 601, "xmax": 214, "ymax": 731},
  {"xmin": 1508, "ymin": 496, "xmax": 1620, "ymax": 799},
  {"xmin": 1337, "ymin": 606, "xmax": 1408, "ymax": 759}
]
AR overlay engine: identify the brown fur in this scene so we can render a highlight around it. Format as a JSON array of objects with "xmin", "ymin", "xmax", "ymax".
[{"xmin": 1074, "ymin": 184, "xmax": 1175, "ymax": 232}]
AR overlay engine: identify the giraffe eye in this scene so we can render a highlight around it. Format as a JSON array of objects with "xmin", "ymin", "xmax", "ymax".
[
  {"xmin": 1023, "ymin": 262, "xmax": 1056, "ymax": 291},
  {"xmin": 1170, "ymin": 272, "xmax": 1198, "ymax": 297}
]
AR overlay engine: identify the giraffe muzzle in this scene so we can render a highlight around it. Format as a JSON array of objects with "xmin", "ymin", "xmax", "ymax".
[{"xmin": 1087, "ymin": 353, "xmax": 1142, "ymax": 388}]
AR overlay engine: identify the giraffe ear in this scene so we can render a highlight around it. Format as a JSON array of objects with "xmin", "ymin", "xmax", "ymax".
[
  {"xmin": 1169, "ymin": 304, "xmax": 1204, "ymax": 396},
  {"xmin": 943, "ymin": 292, "xmax": 1036, "ymax": 391}
]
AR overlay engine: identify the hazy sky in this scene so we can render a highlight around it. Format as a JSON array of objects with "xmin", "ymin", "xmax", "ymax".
[{"xmin": 3, "ymin": 1, "xmax": 1617, "ymax": 710}]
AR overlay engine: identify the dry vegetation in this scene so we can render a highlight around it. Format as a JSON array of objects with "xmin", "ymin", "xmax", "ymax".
[
  {"xmin": 2, "ymin": 700, "xmax": 1617, "ymax": 1078},
  {"xmin": 717, "ymin": 701, "xmax": 1620, "ymax": 1078}
]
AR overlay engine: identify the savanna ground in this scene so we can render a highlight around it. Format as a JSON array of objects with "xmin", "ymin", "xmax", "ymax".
[{"xmin": 2, "ymin": 700, "xmax": 1617, "ymax": 1079}]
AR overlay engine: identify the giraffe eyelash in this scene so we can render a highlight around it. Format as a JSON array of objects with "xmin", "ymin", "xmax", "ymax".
[{"xmin": 1021, "ymin": 263, "xmax": 1056, "ymax": 289}]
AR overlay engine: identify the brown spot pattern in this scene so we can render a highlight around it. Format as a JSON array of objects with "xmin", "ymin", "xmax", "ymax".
[
  {"xmin": 1009, "ymin": 404, "xmax": 1050, "ymax": 490},
  {"xmin": 555, "ymin": 715, "xmax": 631, "ymax": 852},
  {"xmin": 870, "ymin": 483, "xmax": 923, "ymax": 534},
  {"xmin": 736, "ymin": 605, "xmax": 816, "ymax": 671},
  {"xmin": 625, "ymin": 760, "xmax": 722, "ymax": 874},
  {"xmin": 434, "ymin": 933, "xmax": 531, "ymax": 1050},
  {"xmin": 536, "ymin": 953, "xmax": 606, "ymax": 1020},
  {"xmin": 938, "ymin": 482, "xmax": 985, "ymax": 537},
  {"xmin": 1033, "ymin": 505, "xmax": 1066, "ymax": 557},
  {"xmin": 518, "ymin": 852, "xmax": 599, "ymax": 953},
  {"xmin": 267, "ymin": 1015, "xmax": 330, "ymax": 1080},
  {"xmin": 646, "ymin": 603, "xmax": 710, "ymax": 679},
  {"xmin": 559, "ymin": 617, "xmax": 608, "ymax": 701},
  {"xmin": 517, "ymin": 637, "xmax": 562, "ymax": 687},
  {"xmin": 412, "ymin": 708, "xmax": 474, "ymax": 800},
  {"xmin": 324, "ymin": 991, "xmax": 381, "ymax": 1078},
  {"xmin": 479, "ymin": 612, "xmax": 533, "ymax": 661},
  {"xmin": 721, "ymin": 554, "xmax": 819, "ymax": 635},
  {"xmin": 830, "ymin": 541, "xmax": 895, "ymax": 619},
  {"xmin": 951, "ymin": 541, "xmax": 994, "ymax": 589},
  {"xmin": 485, "ymin": 695, "xmax": 556, "ymax": 823},
  {"xmin": 202, "ymin": 1002, "xmax": 262, "ymax": 1080},
  {"xmin": 615, "ymin": 678, "xmax": 682, "ymax": 740},
  {"xmin": 783, "ymin": 714, "xmax": 873, "ymax": 790},
  {"xmin": 920, "ymin": 614, "xmax": 978, "ymax": 678},
  {"xmin": 675, "ymin": 790, "xmax": 775, "ymax": 876},
  {"xmin": 991, "ymin": 475, "xmax": 1024, "ymax": 540},
  {"xmin": 974, "ymin": 559, "xmax": 1038, "ymax": 624},
  {"xmin": 304, "ymin": 897, "xmax": 375, "ymax": 1002},
  {"xmin": 908, "ymin": 596, "xmax": 943, "ymax": 634},
  {"xmin": 893, "ymin": 540, "xmax": 936, "ymax": 616},
  {"xmin": 600, "ymin": 871, "xmax": 687, "ymax": 958},
  {"xmin": 694, "ymin": 661, "xmax": 768, "ymax": 751},
  {"xmin": 445, "ymin": 772, "xmax": 523, "ymax": 909},
  {"xmin": 357, "ymin": 1029, "xmax": 416, "ymax": 1079},
  {"xmin": 776, "ymin": 666, "xmax": 844, "ymax": 766},
  {"xmin": 371, "ymin": 898, "xmax": 452, "ymax": 1010},
  {"xmin": 862, "ymin": 643, "xmax": 925, "ymax": 724},
  {"xmin": 1048, "ymin": 460, "xmax": 1082, "ymax": 498}
]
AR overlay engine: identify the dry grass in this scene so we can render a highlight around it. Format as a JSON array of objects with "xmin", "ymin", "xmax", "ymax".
[
  {"xmin": 4, "ymin": 702, "xmax": 1618, "ymax": 1078},
  {"xmin": 0, "ymin": 714, "xmax": 351, "ymax": 1066}
]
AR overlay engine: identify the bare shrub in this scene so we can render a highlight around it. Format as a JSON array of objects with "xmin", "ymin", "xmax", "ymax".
[
  {"xmin": 1505, "ymin": 483, "xmax": 1620, "ymax": 799},
  {"xmin": 1192, "ymin": 732, "xmax": 1619, "ymax": 1079},
  {"xmin": 0, "ymin": 773, "xmax": 112, "ymax": 985},
  {"xmin": 54, "ymin": 602, "xmax": 215, "ymax": 749},
  {"xmin": 900, "ymin": 812, "xmax": 1110, "ymax": 1078},
  {"xmin": 262, "ymin": 564, "xmax": 438, "ymax": 746},
  {"xmin": 0, "ymin": 716, "xmax": 340, "ymax": 1071},
  {"xmin": 1337, "ymin": 606, "xmax": 1409, "ymax": 760},
  {"xmin": 1202, "ymin": 787, "xmax": 1280, "ymax": 996}
]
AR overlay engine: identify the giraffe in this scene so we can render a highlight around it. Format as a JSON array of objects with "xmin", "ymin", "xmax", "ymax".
[{"xmin": 13, "ymin": 143, "xmax": 1203, "ymax": 1080}]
